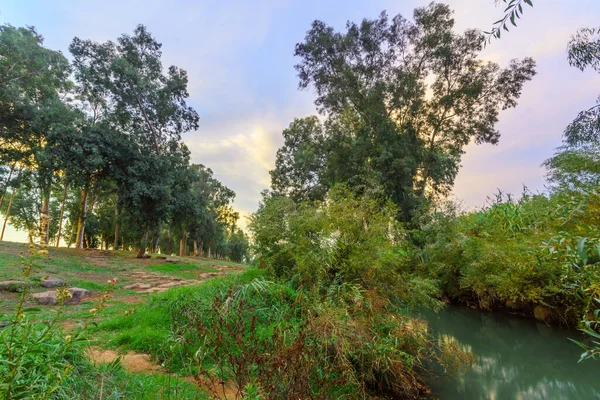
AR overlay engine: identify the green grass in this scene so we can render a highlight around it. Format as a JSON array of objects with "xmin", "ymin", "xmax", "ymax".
[
  {"xmin": 65, "ymin": 364, "xmax": 208, "ymax": 400},
  {"xmin": 94, "ymin": 269, "xmax": 264, "ymax": 370}
]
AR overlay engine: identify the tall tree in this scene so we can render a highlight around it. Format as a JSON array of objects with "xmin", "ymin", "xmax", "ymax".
[
  {"xmin": 69, "ymin": 25, "xmax": 199, "ymax": 256},
  {"xmin": 0, "ymin": 24, "xmax": 72, "ymax": 247},
  {"xmin": 274, "ymin": 3, "xmax": 536, "ymax": 221}
]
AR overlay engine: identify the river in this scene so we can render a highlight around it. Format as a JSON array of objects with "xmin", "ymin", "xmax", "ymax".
[{"xmin": 421, "ymin": 306, "xmax": 600, "ymax": 399}]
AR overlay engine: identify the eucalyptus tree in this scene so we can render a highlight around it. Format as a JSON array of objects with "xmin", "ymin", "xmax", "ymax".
[
  {"xmin": 545, "ymin": 27, "xmax": 600, "ymax": 190},
  {"xmin": 0, "ymin": 24, "xmax": 72, "ymax": 246},
  {"xmin": 273, "ymin": 3, "xmax": 536, "ymax": 221},
  {"xmin": 69, "ymin": 25, "xmax": 199, "ymax": 256}
]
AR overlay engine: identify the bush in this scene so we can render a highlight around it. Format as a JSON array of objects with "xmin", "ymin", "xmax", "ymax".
[
  {"xmin": 418, "ymin": 189, "xmax": 600, "ymax": 324},
  {"xmin": 250, "ymin": 185, "xmax": 442, "ymax": 309}
]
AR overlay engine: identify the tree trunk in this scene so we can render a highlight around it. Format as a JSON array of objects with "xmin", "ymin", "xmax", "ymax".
[
  {"xmin": 55, "ymin": 182, "xmax": 68, "ymax": 248},
  {"xmin": 0, "ymin": 163, "xmax": 16, "ymax": 211},
  {"xmin": 113, "ymin": 198, "xmax": 119, "ymax": 250},
  {"xmin": 208, "ymin": 247, "xmax": 211, "ymax": 259},
  {"xmin": 193, "ymin": 240, "xmax": 198, "ymax": 257},
  {"xmin": 75, "ymin": 183, "xmax": 89, "ymax": 249},
  {"xmin": 0, "ymin": 188, "xmax": 16, "ymax": 241},
  {"xmin": 39, "ymin": 193, "xmax": 50, "ymax": 248},
  {"xmin": 67, "ymin": 222, "xmax": 75, "ymax": 248},
  {"xmin": 136, "ymin": 231, "xmax": 148, "ymax": 258},
  {"xmin": 179, "ymin": 235, "xmax": 184, "ymax": 257}
]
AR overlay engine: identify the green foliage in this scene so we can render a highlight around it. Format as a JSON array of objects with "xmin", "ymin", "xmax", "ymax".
[
  {"xmin": 419, "ymin": 188, "xmax": 600, "ymax": 324},
  {"xmin": 485, "ymin": 0, "xmax": 534, "ymax": 42},
  {"xmin": 272, "ymin": 3, "xmax": 536, "ymax": 221},
  {"xmin": 250, "ymin": 185, "xmax": 440, "ymax": 308},
  {"xmin": 98, "ymin": 270, "xmax": 471, "ymax": 399},
  {"xmin": 0, "ymin": 244, "xmax": 107, "ymax": 399}
]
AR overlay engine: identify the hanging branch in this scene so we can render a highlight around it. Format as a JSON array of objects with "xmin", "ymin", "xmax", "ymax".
[{"xmin": 485, "ymin": 0, "xmax": 534, "ymax": 43}]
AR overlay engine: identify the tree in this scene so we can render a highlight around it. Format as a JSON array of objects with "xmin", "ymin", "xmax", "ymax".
[
  {"xmin": 0, "ymin": 24, "xmax": 72, "ymax": 247},
  {"xmin": 564, "ymin": 28, "xmax": 600, "ymax": 147},
  {"xmin": 544, "ymin": 27, "xmax": 600, "ymax": 191},
  {"xmin": 274, "ymin": 3, "xmax": 536, "ymax": 221},
  {"xmin": 270, "ymin": 116, "xmax": 327, "ymax": 202},
  {"xmin": 226, "ymin": 228, "xmax": 249, "ymax": 263},
  {"xmin": 69, "ymin": 25, "xmax": 200, "ymax": 257}
]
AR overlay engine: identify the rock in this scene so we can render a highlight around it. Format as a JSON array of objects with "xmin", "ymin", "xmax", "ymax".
[
  {"xmin": 141, "ymin": 287, "xmax": 167, "ymax": 293},
  {"xmin": 124, "ymin": 283, "xmax": 139, "ymax": 290},
  {"xmin": 0, "ymin": 280, "xmax": 27, "ymax": 292},
  {"xmin": 137, "ymin": 284, "xmax": 152, "ymax": 290},
  {"xmin": 69, "ymin": 287, "xmax": 92, "ymax": 303},
  {"xmin": 33, "ymin": 291, "xmax": 59, "ymax": 305},
  {"xmin": 164, "ymin": 258, "xmax": 179, "ymax": 263},
  {"xmin": 41, "ymin": 278, "xmax": 65, "ymax": 288},
  {"xmin": 156, "ymin": 282, "xmax": 181, "ymax": 289},
  {"xmin": 199, "ymin": 272, "xmax": 220, "ymax": 279},
  {"xmin": 33, "ymin": 287, "xmax": 91, "ymax": 306},
  {"xmin": 533, "ymin": 305, "xmax": 552, "ymax": 322}
]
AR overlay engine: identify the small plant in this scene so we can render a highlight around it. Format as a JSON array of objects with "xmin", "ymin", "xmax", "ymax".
[{"xmin": 0, "ymin": 240, "xmax": 115, "ymax": 399}]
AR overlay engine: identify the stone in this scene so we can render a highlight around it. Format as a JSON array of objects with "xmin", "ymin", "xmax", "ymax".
[
  {"xmin": 124, "ymin": 283, "xmax": 139, "ymax": 290},
  {"xmin": 41, "ymin": 278, "xmax": 65, "ymax": 288},
  {"xmin": 164, "ymin": 258, "xmax": 179, "ymax": 263},
  {"xmin": 33, "ymin": 287, "xmax": 91, "ymax": 306},
  {"xmin": 0, "ymin": 280, "xmax": 26, "ymax": 292},
  {"xmin": 199, "ymin": 272, "xmax": 220, "ymax": 279},
  {"xmin": 156, "ymin": 282, "xmax": 181, "ymax": 289},
  {"xmin": 137, "ymin": 284, "xmax": 152, "ymax": 290},
  {"xmin": 533, "ymin": 305, "xmax": 552, "ymax": 322},
  {"xmin": 33, "ymin": 291, "xmax": 59, "ymax": 305},
  {"xmin": 68, "ymin": 287, "xmax": 92, "ymax": 303}
]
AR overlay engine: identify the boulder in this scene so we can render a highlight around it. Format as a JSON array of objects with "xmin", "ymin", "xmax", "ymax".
[
  {"xmin": 33, "ymin": 287, "xmax": 92, "ymax": 306},
  {"xmin": 41, "ymin": 278, "xmax": 65, "ymax": 288},
  {"xmin": 0, "ymin": 280, "xmax": 27, "ymax": 292},
  {"xmin": 33, "ymin": 291, "xmax": 59, "ymax": 305},
  {"xmin": 69, "ymin": 287, "xmax": 92, "ymax": 303}
]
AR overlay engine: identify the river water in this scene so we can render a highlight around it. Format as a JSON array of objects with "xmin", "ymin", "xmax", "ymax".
[{"xmin": 421, "ymin": 306, "xmax": 600, "ymax": 399}]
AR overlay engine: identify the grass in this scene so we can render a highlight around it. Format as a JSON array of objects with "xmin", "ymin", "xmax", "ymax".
[
  {"xmin": 64, "ymin": 363, "xmax": 208, "ymax": 400},
  {"xmin": 0, "ymin": 240, "xmax": 248, "ymax": 398}
]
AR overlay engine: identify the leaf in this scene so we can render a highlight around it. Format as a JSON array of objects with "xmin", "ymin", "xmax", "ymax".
[
  {"xmin": 22, "ymin": 308, "xmax": 42, "ymax": 313},
  {"xmin": 523, "ymin": 0, "xmax": 533, "ymax": 6}
]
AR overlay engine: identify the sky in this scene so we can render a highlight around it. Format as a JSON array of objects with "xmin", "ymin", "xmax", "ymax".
[{"xmin": 1, "ymin": 0, "xmax": 599, "ymax": 240}]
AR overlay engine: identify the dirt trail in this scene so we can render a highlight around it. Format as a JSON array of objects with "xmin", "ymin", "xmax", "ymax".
[
  {"xmin": 87, "ymin": 347, "xmax": 240, "ymax": 399},
  {"xmin": 87, "ymin": 346, "xmax": 161, "ymax": 373}
]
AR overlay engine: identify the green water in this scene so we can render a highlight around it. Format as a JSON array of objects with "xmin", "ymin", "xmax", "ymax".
[{"xmin": 423, "ymin": 306, "xmax": 600, "ymax": 399}]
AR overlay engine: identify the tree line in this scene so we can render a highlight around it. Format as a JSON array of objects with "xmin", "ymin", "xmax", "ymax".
[{"xmin": 0, "ymin": 24, "xmax": 249, "ymax": 262}]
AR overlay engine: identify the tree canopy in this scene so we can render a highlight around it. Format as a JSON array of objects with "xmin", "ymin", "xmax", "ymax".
[{"xmin": 271, "ymin": 3, "xmax": 536, "ymax": 221}]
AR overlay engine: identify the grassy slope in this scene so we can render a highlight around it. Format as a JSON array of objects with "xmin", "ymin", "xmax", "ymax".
[{"xmin": 0, "ymin": 241, "xmax": 247, "ymax": 399}]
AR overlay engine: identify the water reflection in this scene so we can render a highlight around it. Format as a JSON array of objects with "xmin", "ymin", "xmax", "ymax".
[{"xmin": 421, "ymin": 306, "xmax": 600, "ymax": 399}]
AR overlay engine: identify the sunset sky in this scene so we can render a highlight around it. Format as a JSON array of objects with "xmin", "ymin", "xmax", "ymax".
[{"xmin": 2, "ymin": 0, "xmax": 599, "ymax": 240}]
